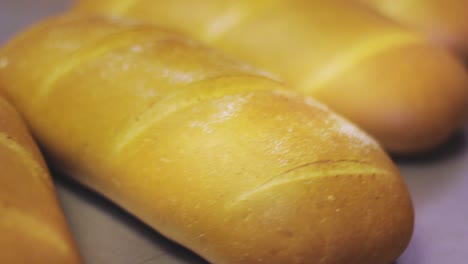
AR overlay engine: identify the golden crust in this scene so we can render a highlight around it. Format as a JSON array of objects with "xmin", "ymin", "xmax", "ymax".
[
  {"xmin": 313, "ymin": 43, "xmax": 468, "ymax": 153},
  {"xmin": 73, "ymin": 0, "xmax": 468, "ymax": 153},
  {"xmin": 356, "ymin": 0, "xmax": 468, "ymax": 58},
  {"xmin": 0, "ymin": 97, "xmax": 81, "ymax": 264},
  {"xmin": 0, "ymin": 15, "xmax": 413, "ymax": 263}
]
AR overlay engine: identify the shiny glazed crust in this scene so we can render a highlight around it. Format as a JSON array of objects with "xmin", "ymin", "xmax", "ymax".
[
  {"xmin": 0, "ymin": 97, "xmax": 81, "ymax": 264},
  {"xmin": 0, "ymin": 15, "xmax": 413, "ymax": 264},
  {"xmin": 73, "ymin": 0, "xmax": 468, "ymax": 153}
]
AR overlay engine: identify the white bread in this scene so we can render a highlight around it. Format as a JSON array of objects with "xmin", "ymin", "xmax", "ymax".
[
  {"xmin": 0, "ymin": 14, "xmax": 414, "ymax": 264},
  {"xmin": 73, "ymin": 0, "xmax": 468, "ymax": 153},
  {"xmin": 356, "ymin": 0, "xmax": 468, "ymax": 58},
  {"xmin": 0, "ymin": 96, "xmax": 81, "ymax": 264}
]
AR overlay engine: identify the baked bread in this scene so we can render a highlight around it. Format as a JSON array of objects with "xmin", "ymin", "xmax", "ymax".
[
  {"xmin": 0, "ymin": 14, "xmax": 414, "ymax": 264},
  {"xmin": 73, "ymin": 0, "xmax": 468, "ymax": 153},
  {"xmin": 356, "ymin": 0, "xmax": 468, "ymax": 58},
  {"xmin": 0, "ymin": 96, "xmax": 81, "ymax": 264}
]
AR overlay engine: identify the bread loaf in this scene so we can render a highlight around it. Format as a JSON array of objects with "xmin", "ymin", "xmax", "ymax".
[
  {"xmin": 0, "ymin": 96, "xmax": 81, "ymax": 263},
  {"xmin": 0, "ymin": 14, "xmax": 414, "ymax": 264},
  {"xmin": 355, "ymin": 0, "xmax": 468, "ymax": 58},
  {"xmin": 73, "ymin": 0, "xmax": 468, "ymax": 153}
]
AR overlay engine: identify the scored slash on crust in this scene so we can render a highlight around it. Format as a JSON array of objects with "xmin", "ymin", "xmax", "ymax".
[
  {"xmin": 0, "ymin": 132, "xmax": 51, "ymax": 189},
  {"xmin": 231, "ymin": 159, "xmax": 393, "ymax": 206}
]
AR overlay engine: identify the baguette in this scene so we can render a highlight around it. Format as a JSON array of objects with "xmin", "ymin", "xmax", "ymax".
[
  {"xmin": 0, "ymin": 14, "xmax": 414, "ymax": 264},
  {"xmin": 0, "ymin": 96, "xmax": 81, "ymax": 263},
  {"xmin": 73, "ymin": 0, "xmax": 468, "ymax": 154},
  {"xmin": 355, "ymin": 0, "xmax": 468, "ymax": 58}
]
